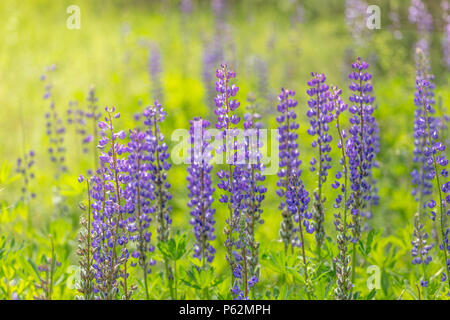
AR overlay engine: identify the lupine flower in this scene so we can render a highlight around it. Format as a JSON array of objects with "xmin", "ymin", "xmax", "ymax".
[
  {"xmin": 123, "ymin": 129, "xmax": 156, "ymax": 300},
  {"xmin": 276, "ymin": 88, "xmax": 301, "ymax": 252},
  {"xmin": 41, "ymin": 65, "xmax": 67, "ymax": 177},
  {"xmin": 187, "ymin": 117, "xmax": 216, "ymax": 266},
  {"xmin": 142, "ymin": 101, "xmax": 174, "ymax": 292},
  {"xmin": 214, "ymin": 64, "xmax": 246, "ymax": 286},
  {"xmin": 148, "ymin": 44, "xmax": 164, "ymax": 103},
  {"xmin": 142, "ymin": 101, "xmax": 172, "ymax": 244},
  {"xmin": 240, "ymin": 98, "xmax": 267, "ymax": 294},
  {"xmin": 16, "ymin": 150, "xmax": 36, "ymax": 201},
  {"xmin": 306, "ymin": 72, "xmax": 333, "ymax": 253},
  {"xmin": 413, "ymin": 54, "xmax": 450, "ymax": 289},
  {"xmin": 411, "ymin": 49, "xmax": 435, "ymax": 215},
  {"xmin": 90, "ymin": 107, "xmax": 130, "ymax": 300},
  {"xmin": 347, "ymin": 57, "xmax": 376, "ymax": 244},
  {"xmin": 329, "ymin": 86, "xmax": 353, "ymax": 300}
]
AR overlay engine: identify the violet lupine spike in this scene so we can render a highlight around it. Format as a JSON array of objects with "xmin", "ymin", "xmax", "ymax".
[
  {"xmin": 16, "ymin": 150, "xmax": 36, "ymax": 201},
  {"xmin": 187, "ymin": 117, "xmax": 216, "ymax": 266},
  {"xmin": 412, "ymin": 49, "xmax": 435, "ymax": 216},
  {"xmin": 90, "ymin": 107, "xmax": 130, "ymax": 299},
  {"xmin": 229, "ymin": 98, "xmax": 267, "ymax": 300},
  {"xmin": 276, "ymin": 88, "xmax": 301, "ymax": 252},
  {"xmin": 41, "ymin": 65, "xmax": 67, "ymax": 178},
  {"xmin": 347, "ymin": 57, "xmax": 375, "ymax": 244},
  {"xmin": 213, "ymin": 64, "xmax": 246, "ymax": 295},
  {"xmin": 329, "ymin": 86, "xmax": 353, "ymax": 300},
  {"xmin": 414, "ymin": 60, "xmax": 450, "ymax": 289},
  {"xmin": 123, "ymin": 129, "xmax": 156, "ymax": 299},
  {"xmin": 306, "ymin": 72, "xmax": 333, "ymax": 253},
  {"xmin": 143, "ymin": 101, "xmax": 172, "ymax": 244},
  {"xmin": 242, "ymin": 95, "xmax": 266, "ymax": 283}
]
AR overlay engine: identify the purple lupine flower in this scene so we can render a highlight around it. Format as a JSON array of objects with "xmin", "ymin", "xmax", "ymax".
[
  {"xmin": 236, "ymin": 98, "xmax": 267, "ymax": 297},
  {"xmin": 347, "ymin": 57, "xmax": 376, "ymax": 243},
  {"xmin": 276, "ymin": 88, "xmax": 301, "ymax": 252},
  {"xmin": 41, "ymin": 65, "xmax": 67, "ymax": 177},
  {"xmin": 187, "ymin": 117, "xmax": 216, "ymax": 266},
  {"xmin": 142, "ymin": 101, "xmax": 172, "ymax": 244},
  {"xmin": 411, "ymin": 49, "xmax": 435, "ymax": 214},
  {"xmin": 306, "ymin": 72, "xmax": 333, "ymax": 252},
  {"xmin": 329, "ymin": 86, "xmax": 353, "ymax": 299},
  {"xmin": 413, "ymin": 54, "xmax": 450, "ymax": 288},
  {"xmin": 213, "ymin": 64, "xmax": 249, "ymax": 297},
  {"xmin": 90, "ymin": 107, "xmax": 130, "ymax": 299},
  {"xmin": 123, "ymin": 129, "xmax": 156, "ymax": 299},
  {"xmin": 148, "ymin": 43, "xmax": 164, "ymax": 103},
  {"xmin": 16, "ymin": 150, "xmax": 36, "ymax": 201}
]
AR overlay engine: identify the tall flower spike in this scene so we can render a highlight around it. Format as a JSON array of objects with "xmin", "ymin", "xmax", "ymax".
[
  {"xmin": 143, "ymin": 101, "xmax": 172, "ymax": 244},
  {"xmin": 347, "ymin": 57, "xmax": 375, "ymax": 244},
  {"xmin": 142, "ymin": 101, "xmax": 174, "ymax": 295},
  {"xmin": 90, "ymin": 107, "xmax": 130, "ymax": 299},
  {"xmin": 329, "ymin": 86, "xmax": 353, "ymax": 300},
  {"xmin": 187, "ymin": 117, "xmax": 216, "ymax": 266},
  {"xmin": 123, "ymin": 129, "xmax": 156, "ymax": 300},
  {"xmin": 240, "ymin": 96, "xmax": 267, "ymax": 297},
  {"xmin": 276, "ymin": 88, "xmax": 301, "ymax": 252},
  {"xmin": 306, "ymin": 72, "xmax": 333, "ymax": 255},
  {"xmin": 213, "ymin": 64, "xmax": 246, "ymax": 296},
  {"xmin": 414, "ymin": 57, "xmax": 450, "ymax": 290}
]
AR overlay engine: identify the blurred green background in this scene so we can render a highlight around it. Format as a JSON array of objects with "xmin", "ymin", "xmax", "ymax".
[{"xmin": 0, "ymin": 0, "xmax": 449, "ymax": 300}]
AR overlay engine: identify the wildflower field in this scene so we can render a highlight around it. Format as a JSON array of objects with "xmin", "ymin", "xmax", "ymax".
[{"xmin": 1, "ymin": 0, "xmax": 450, "ymax": 301}]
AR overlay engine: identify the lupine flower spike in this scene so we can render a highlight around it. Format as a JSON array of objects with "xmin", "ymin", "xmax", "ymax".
[
  {"xmin": 276, "ymin": 88, "xmax": 302, "ymax": 253},
  {"xmin": 329, "ymin": 86, "xmax": 353, "ymax": 300},
  {"xmin": 142, "ymin": 101, "xmax": 174, "ymax": 295},
  {"xmin": 187, "ymin": 117, "xmax": 216, "ymax": 267},
  {"xmin": 124, "ymin": 129, "xmax": 157, "ymax": 300},
  {"xmin": 306, "ymin": 72, "xmax": 333, "ymax": 258},
  {"xmin": 90, "ymin": 107, "xmax": 130, "ymax": 299},
  {"xmin": 414, "ymin": 49, "xmax": 450, "ymax": 290}
]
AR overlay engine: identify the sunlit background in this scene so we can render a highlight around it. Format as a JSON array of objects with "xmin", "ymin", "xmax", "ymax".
[{"xmin": 0, "ymin": 0, "xmax": 449, "ymax": 299}]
